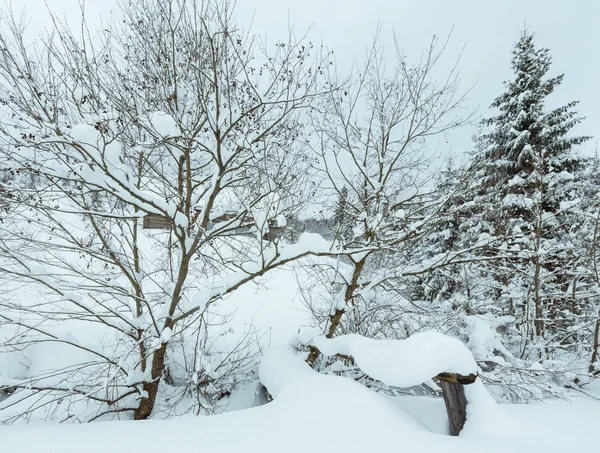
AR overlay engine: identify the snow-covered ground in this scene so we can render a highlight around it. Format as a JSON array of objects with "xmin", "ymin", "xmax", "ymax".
[
  {"xmin": 1, "ymin": 370, "xmax": 599, "ymax": 452},
  {"xmin": 2, "ymin": 258, "xmax": 599, "ymax": 452}
]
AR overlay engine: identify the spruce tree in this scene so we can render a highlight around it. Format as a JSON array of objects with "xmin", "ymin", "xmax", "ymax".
[
  {"xmin": 409, "ymin": 159, "xmax": 468, "ymax": 302},
  {"xmin": 466, "ymin": 30, "xmax": 590, "ymax": 348},
  {"xmin": 573, "ymin": 152, "xmax": 600, "ymax": 374},
  {"xmin": 332, "ymin": 186, "xmax": 353, "ymax": 242}
]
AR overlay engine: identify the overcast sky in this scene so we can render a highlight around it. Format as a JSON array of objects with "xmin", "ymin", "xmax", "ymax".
[{"xmin": 20, "ymin": 0, "xmax": 600, "ymax": 160}]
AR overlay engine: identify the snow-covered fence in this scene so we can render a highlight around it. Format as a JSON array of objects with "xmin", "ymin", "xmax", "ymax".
[
  {"xmin": 312, "ymin": 332, "xmax": 479, "ymax": 435},
  {"xmin": 259, "ymin": 332, "xmax": 500, "ymax": 436}
]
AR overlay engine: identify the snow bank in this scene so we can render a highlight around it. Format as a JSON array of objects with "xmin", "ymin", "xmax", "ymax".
[
  {"xmin": 462, "ymin": 380, "xmax": 517, "ymax": 438},
  {"xmin": 259, "ymin": 345, "xmax": 318, "ymax": 398},
  {"xmin": 259, "ymin": 344, "xmax": 439, "ymax": 433},
  {"xmin": 314, "ymin": 331, "xmax": 478, "ymax": 387}
]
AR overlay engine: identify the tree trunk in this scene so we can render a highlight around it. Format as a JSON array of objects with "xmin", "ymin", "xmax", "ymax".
[
  {"xmin": 134, "ymin": 344, "xmax": 167, "ymax": 420},
  {"xmin": 533, "ymin": 258, "xmax": 543, "ymax": 338},
  {"xmin": 306, "ymin": 256, "xmax": 367, "ymax": 364},
  {"xmin": 589, "ymin": 212, "xmax": 600, "ymax": 375},
  {"xmin": 533, "ymin": 204, "xmax": 544, "ymax": 340},
  {"xmin": 329, "ymin": 257, "xmax": 367, "ymax": 338},
  {"xmin": 590, "ymin": 305, "xmax": 600, "ymax": 375}
]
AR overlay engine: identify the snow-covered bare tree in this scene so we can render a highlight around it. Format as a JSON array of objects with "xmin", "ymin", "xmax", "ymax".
[
  {"xmin": 304, "ymin": 32, "xmax": 473, "ymax": 363},
  {"xmin": 0, "ymin": 0, "xmax": 333, "ymax": 421}
]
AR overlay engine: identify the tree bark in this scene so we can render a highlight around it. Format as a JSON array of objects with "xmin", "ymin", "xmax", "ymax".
[
  {"xmin": 306, "ymin": 256, "xmax": 367, "ymax": 364},
  {"xmin": 532, "ymin": 206, "xmax": 544, "ymax": 341},
  {"xmin": 134, "ymin": 344, "xmax": 167, "ymax": 420},
  {"xmin": 590, "ymin": 306, "xmax": 600, "ymax": 375}
]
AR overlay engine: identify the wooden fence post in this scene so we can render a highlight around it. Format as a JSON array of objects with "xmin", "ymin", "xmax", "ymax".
[{"xmin": 436, "ymin": 372, "xmax": 477, "ymax": 436}]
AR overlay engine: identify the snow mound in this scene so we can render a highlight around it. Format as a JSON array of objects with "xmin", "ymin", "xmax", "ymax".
[{"xmin": 259, "ymin": 345, "xmax": 316, "ymax": 399}]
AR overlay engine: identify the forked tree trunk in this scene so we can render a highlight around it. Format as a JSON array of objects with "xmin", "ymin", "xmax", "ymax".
[{"xmin": 133, "ymin": 254, "xmax": 192, "ymax": 419}]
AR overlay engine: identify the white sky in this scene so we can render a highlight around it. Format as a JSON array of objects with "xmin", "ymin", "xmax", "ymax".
[{"xmin": 18, "ymin": 0, "xmax": 600, "ymax": 160}]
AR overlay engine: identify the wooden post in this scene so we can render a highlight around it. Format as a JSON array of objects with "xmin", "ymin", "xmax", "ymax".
[{"xmin": 436, "ymin": 372, "xmax": 477, "ymax": 436}]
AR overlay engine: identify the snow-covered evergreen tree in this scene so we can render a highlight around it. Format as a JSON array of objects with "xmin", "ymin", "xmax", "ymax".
[
  {"xmin": 332, "ymin": 186, "xmax": 353, "ymax": 242},
  {"xmin": 461, "ymin": 30, "xmax": 590, "ymax": 355},
  {"xmin": 571, "ymin": 152, "xmax": 600, "ymax": 375},
  {"xmin": 408, "ymin": 159, "xmax": 469, "ymax": 302}
]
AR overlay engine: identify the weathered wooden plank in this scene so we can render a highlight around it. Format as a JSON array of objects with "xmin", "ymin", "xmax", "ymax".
[
  {"xmin": 143, "ymin": 210, "xmax": 288, "ymax": 241},
  {"xmin": 143, "ymin": 213, "xmax": 171, "ymax": 229}
]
